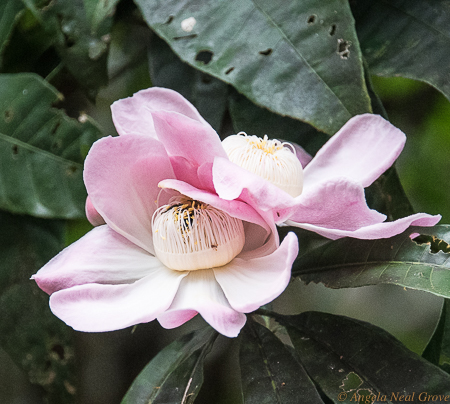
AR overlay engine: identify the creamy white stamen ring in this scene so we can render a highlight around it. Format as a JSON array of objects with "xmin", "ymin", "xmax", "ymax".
[
  {"xmin": 222, "ymin": 132, "xmax": 304, "ymax": 197},
  {"xmin": 152, "ymin": 196, "xmax": 245, "ymax": 271}
]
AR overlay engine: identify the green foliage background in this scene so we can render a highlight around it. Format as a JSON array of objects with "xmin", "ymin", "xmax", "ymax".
[{"xmin": 1, "ymin": 0, "xmax": 450, "ymax": 403}]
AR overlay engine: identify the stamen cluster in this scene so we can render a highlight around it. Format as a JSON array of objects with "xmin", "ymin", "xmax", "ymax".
[
  {"xmin": 222, "ymin": 132, "xmax": 304, "ymax": 197},
  {"xmin": 152, "ymin": 196, "xmax": 245, "ymax": 271}
]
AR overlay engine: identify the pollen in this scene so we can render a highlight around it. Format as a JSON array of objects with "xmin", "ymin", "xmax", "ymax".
[
  {"xmin": 152, "ymin": 196, "xmax": 245, "ymax": 271},
  {"xmin": 222, "ymin": 132, "xmax": 304, "ymax": 197}
]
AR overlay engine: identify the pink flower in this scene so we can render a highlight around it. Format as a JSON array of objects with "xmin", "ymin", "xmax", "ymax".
[
  {"xmin": 215, "ymin": 114, "xmax": 441, "ymax": 239},
  {"xmin": 32, "ymin": 88, "xmax": 298, "ymax": 338}
]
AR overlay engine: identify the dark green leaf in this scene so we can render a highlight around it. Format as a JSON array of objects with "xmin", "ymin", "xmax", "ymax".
[
  {"xmin": 423, "ymin": 299, "xmax": 450, "ymax": 365},
  {"xmin": 84, "ymin": 0, "xmax": 121, "ymax": 35},
  {"xmin": 228, "ymin": 89, "xmax": 329, "ymax": 156},
  {"xmin": 0, "ymin": 0, "xmax": 25, "ymax": 65},
  {"xmin": 0, "ymin": 73, "xmax": 103, "ymax": 218},
  {"xmin": 148, "ymin": 34, "xmax": 329, "ymax": 152},
  {"xmin": 240, "ymin": 319, "xmax": 324, "ymax": 404},
  {"xmin": 136, "ymin": 0, "xmax": 372, "ymax": 134},
  {"xmin": 352, "ymin": 0, "xmax": 450, "ymax": 102},
  {"xmin": 362, "ymin": 58, "xmax": 387, "ymax": 119},
  {"xmin": 292, "ymin": 225, "xmax": 450, "ymax": 299},
  {"xmin": 37, "ymin": 0, "xmax": 118, "ymax": 96},
  {"xmin": 121, "ymin": 327, "xmax": 217, "ymax": 404},
  {"xmin": 0, "ymin": 7, "xmax": 56, "ymax": 76},
  {"xmin": 0, "ymin": 210, "xmax": 76, "ymax": 403},
  {"xmin": 279, "ymin": 311, "xmax": 450, "ymax": 402},
  {"xmin": 149, "ymin": 34, "xmax": 229, "ymax": 132},
  {"xmin": 361, "ymin": 60, "xmax": 414, "ymax": 220},
  {"xmin": 365, "ymin": 165, "xmax": 414, "ymax": 221}
]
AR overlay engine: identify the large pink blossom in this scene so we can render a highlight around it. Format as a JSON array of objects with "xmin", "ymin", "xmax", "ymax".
[
  {"xmin": 32, "ymin": 88, "xmax": 298, "ymax": 338},
  {"xmin": 214, "ymin": 114, "xmax": 441, "ymax": 239}
]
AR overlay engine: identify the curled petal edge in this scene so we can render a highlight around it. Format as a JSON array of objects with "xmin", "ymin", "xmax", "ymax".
[{"xmin": 286, "ymin": 213, "xmax": 441, "ymax": 240}]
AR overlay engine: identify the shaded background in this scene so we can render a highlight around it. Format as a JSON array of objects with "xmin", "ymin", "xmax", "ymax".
[{"xmin": 1, "ymin": 1, "xmax": 450, "ymax": 403}]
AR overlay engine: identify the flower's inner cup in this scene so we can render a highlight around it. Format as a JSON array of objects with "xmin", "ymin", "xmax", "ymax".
[
  {"xmin": 222, "ymin": 132, "xmax": 303, "ymax": 197},
  {"xmin": 152, "ymin": 196, "xmax": 245, "ymax": 271}
]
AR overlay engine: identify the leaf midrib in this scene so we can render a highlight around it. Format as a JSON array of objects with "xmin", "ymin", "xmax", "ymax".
[
  {"xmin": 156, "ymin": 0, "xmax": 368, "ymax": 120},
  {"xmin": 0, "ymin": 132, "xmax": 83, "ymax": 168},
  {"xmin": 293, "ymin": 259, "xmax": 450, "ymax": 275},
  {"xmin": 286, "ymin": 322, "xmax": 389, "ymax": 402},
  {"xmin": 252, "ymin": 324, "xmax": 283, "ymax": 403},
  {"xmin": 249, "ymin": 0, "xmax": 352, "ymax": 116},
  {"xmin": 378, "ymin": 0, "xmax": 450, "ymax": 42}
]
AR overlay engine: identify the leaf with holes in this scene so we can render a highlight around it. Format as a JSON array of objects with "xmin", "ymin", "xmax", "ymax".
[
  {"xmin": 121, "ymin": 327, "xmax": 217, "ymax": 404},
  {"xmin": 135, "ymin": 0, "xmax": 372, "ymax": 135},
  {"xmin": 352, "ymin": 0, "xmax": 450, "ymax": 102},
  {"xmin": 277, "ymin": 311, "xmax": 450, "ymax": 402},
  {"xmin": 292, "ymin": 225, "xmax": 450, "ymax": 298},
  {"xmin": 0, "ymin": 73, "xmax": 103, "ymax": 218},
  {"xmin": 0, "ymin": 210, "xmax": 76, "ymax": 404},
  {"xmin": 148, "ymin": 34, "xmax": 328, "ymax": 152},
  {"xmin": 240, "ymin": 319, "xmax": 324, "ymax": 404},
  {"xmin": 0, "ymin": 0, "xmax": 25, "ymax": 65}
]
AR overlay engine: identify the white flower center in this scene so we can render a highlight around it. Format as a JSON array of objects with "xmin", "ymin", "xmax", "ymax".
[
  {"xmin": 222, "ymin": 132, "xmax": 303, "ymax": 197},
  {"xmin": 152, "ymin": 196, "xmax": 245, "ymax": 271}
]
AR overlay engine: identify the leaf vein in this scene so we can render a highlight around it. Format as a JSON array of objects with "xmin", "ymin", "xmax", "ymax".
[{"xmin": 0, "ymin": 132, "xmax": 83, "ymax": 168}]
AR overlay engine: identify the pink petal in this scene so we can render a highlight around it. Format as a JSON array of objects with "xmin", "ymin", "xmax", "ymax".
[
  {"xmin": 286, "ymin": 213, "xmax": 441, "ymax": 240},
  {"xmin": 168, "ymin": 156, "xmax": 203, "ymax": 190},
  {"xmin": 111, "ymin": 87, "xmax": 210, "ymax": 137},
  {"xmin": 157, "ymin": 270, "xmax": 247, "ymax": 338},
  {"xmin": 85, "ymin": 196, "xmax": 105, "ymax": 226},
  {"xmin": 214, "ymin": 232, "xmax": 298, "ymax": 313},
  {"xmin": 303, "ymin": 114, "xmax": 406, "ymax": 189},
  {"xmin": 290, "ymin": 178, "xmax": 386, "ymax": 231},
  {"xmin": 158, "ymin": 179, "xmax": 272, "ymax": 239},
  {"xmin": 84, "ymin": 135, "xmax": 175, "ymax": 254},
  {"xmin": 152, "ymin": 110, "xmax": 228, "ymax": 167},
  {"xmin": 33, "ymin": 226, "xmax": 165, "ymax": 295},
  {"xmin": 213, "ymin": 157, "xmax": 298, "ymax": 222},
  {"xmin": 49, "ymin": 267, "xmax": 187, "ymax": 332},
  {"xmin": 197, "ymin": 162, "xmax": 216, "ymax": 193},
  {"xmin": 167, "ymin": 159, "xmax": 215, "ymax": 193}
]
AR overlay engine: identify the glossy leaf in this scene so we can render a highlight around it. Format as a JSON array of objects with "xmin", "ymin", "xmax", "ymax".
[
  {"xmin": 228, "ymin": 89, "xmax": 329, "ymax": 156},
  {"xmin": 352, "ymin": 0, "xmax": 450, "ymax": 102},
  {"xmin": 0, "ymin": 0, "xmax": 25, "ymax": 64},
  {"xmin": 0, "ymin": 73, "xmax": 103, "ymax": 218},
  {"xmin": 279, "ymin": 311, "xmax": 450, "ymax": 402},
  {"xmin": 423, "ymin": 299, "xmax": 450, "ymax": 366},
  {"xmin": 148, "ymin": 34, "xmax": 329, "ymax": 153},
  {"xmin": 136, "ymin": 0, "xmax": 372, "ymax": 134},
  {"xmin": 240, "ymin": 319, "xmax": 324, "ymax": 404},
  {"xmin": 0, "ymin": 210, "xmax": 76, "ymax": 404},
  {"xmin": 292, "ymin": 225, "xmax": 450, "ymax": 298},
  {"xmin": 121, "ymin": 327, "xmax": 217, "ymax": 404}
]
